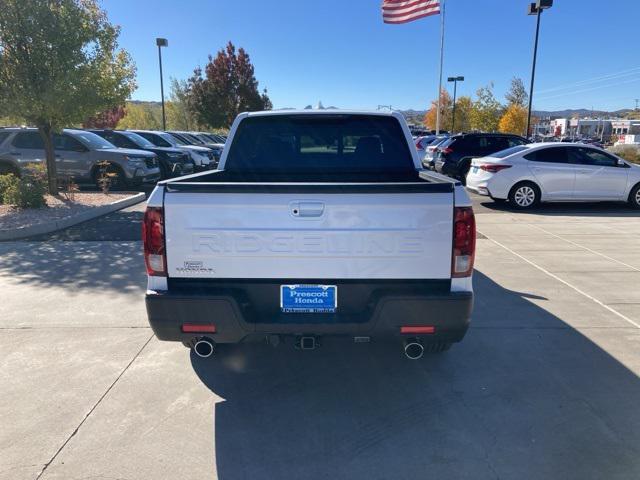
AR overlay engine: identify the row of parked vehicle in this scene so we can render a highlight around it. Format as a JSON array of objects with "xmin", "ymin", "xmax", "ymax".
[
  {"xmin": 415, "ymin": 132, "xmax": 640, "ymax": 210},
  {"xmin": 0, "ymin": 127, "xmax": 227, "ymax": 189}
]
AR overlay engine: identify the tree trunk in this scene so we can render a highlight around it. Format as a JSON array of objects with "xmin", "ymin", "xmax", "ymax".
[{"xmin": 38, "ymin": 125, "xmax": 58, "ymax": 195}]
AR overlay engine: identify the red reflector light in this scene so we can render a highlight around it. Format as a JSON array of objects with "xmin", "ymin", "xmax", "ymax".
[
  {"xmin": 451, "ymin": 206, "xmax": 476, "ymax": 278},
  {"xmin": 181, "ymin": 324, "xmax": 216, "ymax": 333},
  {"xmin": 142, "ymin": 207, "xmax": 167, "ymax": 276},
  {"xmin": 401, "ymin": 326, "xmax": 436, "ymax": 334},
  {"xmin": 479, "ymin": 164, "xmax": 512, "ymax": 173}
]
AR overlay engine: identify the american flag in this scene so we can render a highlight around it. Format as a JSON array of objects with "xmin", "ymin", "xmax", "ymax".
[{"xmin": 382, "ymin": 0, "xmax": 441, "ymax": 24}]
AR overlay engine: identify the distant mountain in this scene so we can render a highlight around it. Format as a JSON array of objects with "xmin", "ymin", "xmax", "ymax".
[
  {"xmin": 401, "ymin": 109, "xmax": 427, "ymax": 116},
  {"xmin": 530, "ymin": 108, "xmax": 640, "ymax": 118},
  {"xmin": 533, "ymin": 108, "xmax": 608, "ymax": 118},
  {"xmin": 129, "ymin": 100, "xmax": 162, "ymax": 107}
]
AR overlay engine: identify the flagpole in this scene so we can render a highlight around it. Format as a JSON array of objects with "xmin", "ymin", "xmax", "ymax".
[{"xmin": 435, "ymin": 0, "xmax": 446, "ymax": 134}]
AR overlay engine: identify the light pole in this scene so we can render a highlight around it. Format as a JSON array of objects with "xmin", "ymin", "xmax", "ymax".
[
  {"xmin": 447, "ymin": 76, "xmax": 464, "ymax": 133},
  {"xmin": 526, "ymin": 0, "xmax": 553, "ymax": 139},
  {"xmin": 156, "ymin": 38, "xmax": 168, "ymax": 130}
]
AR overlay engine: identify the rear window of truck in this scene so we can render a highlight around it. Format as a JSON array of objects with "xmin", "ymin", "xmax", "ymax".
[{"xmin": 224, "ymin": 115, "xmax": 415, "ymax": 174}]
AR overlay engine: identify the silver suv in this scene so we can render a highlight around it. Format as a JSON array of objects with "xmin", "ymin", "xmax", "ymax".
[{"xmin": 0, "ymin": 128, "xmax": 160, "ymax": 188}]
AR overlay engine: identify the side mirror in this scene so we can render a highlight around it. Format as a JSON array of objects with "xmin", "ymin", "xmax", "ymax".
[{"xmin": 617, "ymin": 158, "xmax": 626, "ymax": 167}]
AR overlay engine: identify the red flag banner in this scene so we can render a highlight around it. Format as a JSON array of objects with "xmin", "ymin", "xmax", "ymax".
[{"xmin": 382, "ymin": 0, "xmax": 441, "ymax": 24}]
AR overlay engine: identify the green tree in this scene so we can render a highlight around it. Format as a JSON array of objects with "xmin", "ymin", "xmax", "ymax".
[
  {"xmin": 116, "ymin": 102, "xmax": 161, "ymax": 130},
  {"xmin": 452, "ymin": 96, "xmax": 473, "ymax": 133},
  {"xmin": 470, "ymin": 84, "xmax": 503, "ymax": 132},
  {"xmin": 188, "ymin": 42, "xmax": 272, "ymax": 128},
  {"xmin": 0, "ymin": 0, "xmax": 136, "ymax": 194},
  {"xmin": 166, "ymin": 78, "xmax": 200, "ymax": 130},
  {"xmin": 505, "ymin": 77, "xmax": 528, "ymax": 108}
]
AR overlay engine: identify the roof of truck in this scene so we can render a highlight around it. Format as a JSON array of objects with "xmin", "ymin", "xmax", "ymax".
[{"xmin": 242, "ymin": 109, "xmax": 398, "ymax": 117}]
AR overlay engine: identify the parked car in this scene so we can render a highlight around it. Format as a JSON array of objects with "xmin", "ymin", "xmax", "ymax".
[
  {"xmin": 89, "ymin": 129, "xmax": 194, "ymax": 179},
  {"xmin": 466, "ymin": 143, "xmax": 640, "ymax": 210},
  {"xmin": 415, "ymin": 135, "xmax": 438, "ymax": 151},
  {"xmin": 203, "ymin": 133, "xmax": 227, "ymax": 144},
  {"xmin": 434, "ymin": 133, "xmax": 529, "ymax": 182},
  {"xmin": 0, "ymin": 127, "xmax": 160, "ymax": 188},
  {"xmin": 577, "ymin": 138, "xmax": 604, "ymax": 149},
  {"xmin": 131, "ymin": 130, "xmax": 215, "ymax": 171},
  {"xmin": 168, "ymin": 131, "xmax": 224, "ymax": 163},
  {"xmin": 421, "ymin": 136, "xmax": 449, "ymax": 169},
  {"xmin": 143, "ymin": 110, "xmax": 475, "ymax": 359}
]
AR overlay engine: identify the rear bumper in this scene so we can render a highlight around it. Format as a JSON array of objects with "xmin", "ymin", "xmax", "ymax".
[
  {"xmin": 465, "ymin": 182, "xmax": 490, "ymax": 196},
  {"xmin": 145, "ymin": 283, "xmax": 473, "ymax": 344}
]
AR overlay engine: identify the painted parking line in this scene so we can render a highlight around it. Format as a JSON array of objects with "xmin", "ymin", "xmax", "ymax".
[
  {"xmin": 528, "ymin": 223, "xmax": 640, "ymax": 273},
  {"xmin": 478, "ymin": 229, "xmax": 640, "ymax": 330}
]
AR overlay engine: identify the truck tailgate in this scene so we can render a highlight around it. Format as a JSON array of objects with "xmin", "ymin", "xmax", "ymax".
[{"xmin": 164, "ymin": 190, "xmax": 453, "ymax": 280}]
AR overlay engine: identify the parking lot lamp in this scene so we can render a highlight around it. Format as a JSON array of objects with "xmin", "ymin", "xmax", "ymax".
[
  {"xmin": 526, "ymin": 1, "xmax": 552, "ymax": 139},
  {"xmin": 156, "ymin": 38, "xmax": 168, "ymax": 130},
  {"xmin": 447, "ymin": 76, "xmax": 464, "ymax": 133}
]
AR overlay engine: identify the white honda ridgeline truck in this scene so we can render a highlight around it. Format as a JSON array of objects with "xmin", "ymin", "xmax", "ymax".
[{"xmin": 143, "ymin": 110, "xmax": 475, "ymax": 360}]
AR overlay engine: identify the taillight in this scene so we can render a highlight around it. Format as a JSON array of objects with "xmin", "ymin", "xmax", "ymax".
[
  {"xmin": 441, "ymin": 147, "xmax": 453, "ymax": 155},
  {"xmin": 479, "ymin": 164, "xmax": 512, "ymax": 173},
  {"xmin": 451, "ymin": 206, "xmax": 476, "ymax": 278},
  {"xmin": 415, "ymin": 141, "xmax": 424, "ymax": 151},
  {"xmin": 142, "ymin": 207, "xmax": 166, "ymax": 276}
]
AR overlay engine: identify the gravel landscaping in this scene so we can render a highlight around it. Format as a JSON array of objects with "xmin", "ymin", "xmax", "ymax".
[{"xmin": 0, "ymin": 192, "xmax": 139, "ymax": 231}]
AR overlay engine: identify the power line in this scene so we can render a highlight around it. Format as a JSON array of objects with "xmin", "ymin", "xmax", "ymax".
[
  {"xmin": 535, "ymin": 77, "xmax": 640, "ymax": 101},
  {"xmin": 534, "ymin": 66, "xmax": 640, "ymax": 95}
]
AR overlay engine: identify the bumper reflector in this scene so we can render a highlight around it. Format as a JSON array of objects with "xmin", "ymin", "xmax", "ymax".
[
  {"xmin": 400, "ymin": 326, "xmax": 436, "ymax": 334},
  {"xmin": 181, "ymin": 323, "xmax": 217, "ymax": 333}
]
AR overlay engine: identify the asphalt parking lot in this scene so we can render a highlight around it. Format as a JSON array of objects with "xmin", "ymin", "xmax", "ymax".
[{"xmin": 1, "ymin": 193, "xmax": 640, "ymax": 480}]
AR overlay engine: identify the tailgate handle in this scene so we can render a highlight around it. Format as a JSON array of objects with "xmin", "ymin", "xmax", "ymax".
[{"xmin": 291, "ymin": 201, "xmax": 324, "ymax": 218}]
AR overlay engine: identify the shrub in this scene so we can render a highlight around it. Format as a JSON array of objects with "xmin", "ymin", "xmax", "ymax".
[
  {"xmin": 60, "ymin": 175, "xmax": 80, "ymax": 201},
  {"xmin": 613, "ymin": 146, "xmax": 640, "ymax": 164},
  {"xmin": 95, "ymin": 160, "xmax": 117, "ymax": 194},
  {"xmin": 2, "ymin": 174, "xmax": 47, "ymax": 208},
  {"xmin": 0, "ymin": 174, "xmax": 19, "ymax": 205}
]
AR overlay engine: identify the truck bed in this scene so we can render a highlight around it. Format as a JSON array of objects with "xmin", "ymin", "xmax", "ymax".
[{"xmin": 160, "ymin": 169, "xmax": 456, "ymax": 193}]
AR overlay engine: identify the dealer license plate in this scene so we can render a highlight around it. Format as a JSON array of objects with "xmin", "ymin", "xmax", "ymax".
[{"xmin": 280, "ymin": 285, "xmax": 337, "ymax": 313}]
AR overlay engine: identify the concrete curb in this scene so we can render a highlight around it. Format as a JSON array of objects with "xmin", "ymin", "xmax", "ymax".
[{"xmin": 0, "ymin": 192, "xmax": 146, "ymax": 241}]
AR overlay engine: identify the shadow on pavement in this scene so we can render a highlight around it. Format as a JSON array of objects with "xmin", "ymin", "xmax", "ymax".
[
  {"xmin": 25, "ymin": 207, "xmax": 145, "ymax": 242},
  {"xmin": 191, "ymin": 271, "xmax": 640, "ymax": 480},
  {"xmin": 475, "ymin": 198, "xmax": 640, "ymax": 218},
  {"xmin": 0, "ymin": 240, "xmax": 145, "ymax": 293}
]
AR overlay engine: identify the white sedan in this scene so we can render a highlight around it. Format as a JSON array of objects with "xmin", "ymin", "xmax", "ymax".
[{"xmin": 466, "ymin": 143, "xmax": 640, "ymax": 210}]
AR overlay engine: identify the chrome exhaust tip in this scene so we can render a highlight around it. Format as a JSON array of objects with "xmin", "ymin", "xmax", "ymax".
[
  {"xmin": 193, "ymin": 337, "xmax": 215, "ymax": 358},
  {"xmin": 404, "ymin": 338, "xmax": 424, "ymax": 360}
]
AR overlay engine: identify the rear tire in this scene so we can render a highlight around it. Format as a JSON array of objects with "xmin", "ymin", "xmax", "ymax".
[
  {"xmin": 629, "ymin": 183, "xmax": 640, "ymax": 210},
  {"xmin": 423, "ymin": 342, "xmax": 452, "ymax": 353},
  {"xmin": 508, "ymin": 182, "xmax": 540, "ymax": 210}
]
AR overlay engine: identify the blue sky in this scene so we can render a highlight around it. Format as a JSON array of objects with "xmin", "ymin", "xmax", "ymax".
[{"xmin": 103, "ymin": 0, "xmax": 640, "ymax": 112}]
